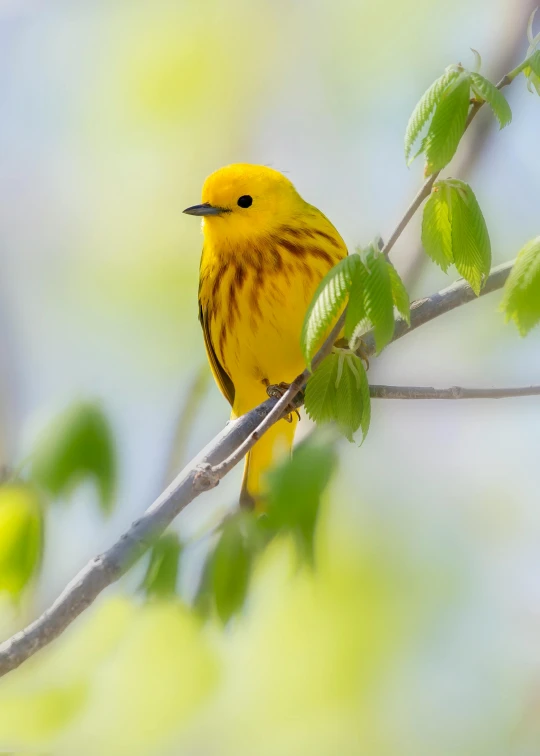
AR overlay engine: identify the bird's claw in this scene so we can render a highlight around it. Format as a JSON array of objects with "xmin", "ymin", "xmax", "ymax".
[{"xmin": 266, "ymin": 382, "xmax": 302, "ymax": 422}]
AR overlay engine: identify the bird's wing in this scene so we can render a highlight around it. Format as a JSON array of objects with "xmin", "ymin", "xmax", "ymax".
[{"xmin": 198, "ymin": 301, "xmax": 235, "ymax": 407}]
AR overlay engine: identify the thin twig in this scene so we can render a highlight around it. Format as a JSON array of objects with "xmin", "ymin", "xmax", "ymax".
[
  {"xmin": 370, "ymin": 384, "xmax": 540, "ymax": 400},
  {"xmin": 0, "ymin": 261, "xmax": 516, "ymax": 678}
]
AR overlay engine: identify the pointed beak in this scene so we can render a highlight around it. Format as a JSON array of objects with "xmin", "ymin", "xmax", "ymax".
[{"xmin": 183, "ymin": 202, "xmax": 227, "ymax": 217}]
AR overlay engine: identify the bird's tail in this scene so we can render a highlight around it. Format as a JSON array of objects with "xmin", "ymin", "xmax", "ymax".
[{"xmin": 240, "ymin": 416, "xmax": 298, "ymax": 510}]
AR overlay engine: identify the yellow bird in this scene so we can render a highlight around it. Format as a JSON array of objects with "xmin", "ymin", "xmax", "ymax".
[{"xmin": 184, "ymin": 164, "xmax": 347, "ymax": 507}]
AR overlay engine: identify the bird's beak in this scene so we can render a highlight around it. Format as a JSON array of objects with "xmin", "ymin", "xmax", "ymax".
[{"xmin": 183, "ymin": 202, "xmax": 226, "ymax": 216}]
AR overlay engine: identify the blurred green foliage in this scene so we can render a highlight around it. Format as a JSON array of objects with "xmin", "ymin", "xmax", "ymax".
[
  {"xmin": 140, "ymin": 533, "xmax": 183, "ymax": 600},
  {"xmin": 0, "ymin": 484, "xmax": 43, "ymax": 600},
  {"xmin": 32, "ymin": 402, "xmax": 117, "ymax": 514}
]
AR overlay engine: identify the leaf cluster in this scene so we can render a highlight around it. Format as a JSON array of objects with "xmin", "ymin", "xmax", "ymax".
[{"xmin": 405, "ymin": 66, "xmax": 511, "ymax": 175}]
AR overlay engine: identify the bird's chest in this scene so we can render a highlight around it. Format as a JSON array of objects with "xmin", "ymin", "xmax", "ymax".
[{"xmin": 201, "ymin": 254, "xmax": 317, "ymax": 388}]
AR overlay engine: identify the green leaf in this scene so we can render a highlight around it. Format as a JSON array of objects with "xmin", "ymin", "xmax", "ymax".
[
  {"xmin": 304, "ymin": 353, "xmax": 340, "ymax": 425},
  {"xmin": 344, "ymin": 260, "xmax": 368, "ymax": 341},
  {"xmin": 301, "ymin": 256, "xmax": 359, "ymax": 368},
  {"xmin": 0, "ymin": 484, "xmax": 43, "ymax": 600},
  {"xmin": 333, "ymin": 354, "xmax": 364, "ymax": 442},
  {"xmin": 211, "ymin": 513, "xmax": 254, "ymax": 623},
  {"xmin": 525, "ymin": 51, "xmax": 540, "ymax": 95},
  {"xmin": 423, "ymin": 76, "xmax": 471, "ymax": 175},
  {"xmin": 470, "ymin": 73, "xmax": 512, "ymax": 128},
  {"xmin": 422, "ymin": 183, "xmax": 454, "ymax": 271},
  {"xmin": 422, "ymin": 180, "xmax": 491, "ymax": 294},
  {"xmin": 528, "ymin": 50, "xmax": 540, "ymax": 77},
  {"xmin": 404, "ymin": 68, "xmax": 460, "ymax": 164},
  {"xmin": 362, "ymin": 246, "xmax": 395, "ymax": 352},
  {"xmin": 449, "ymin": 180, "xmax": 491, "ymax": 295},
  {"xmin": 265, "ymin": 434, "xmax": 337, "ymax": 561},
  {"xmin": 140, "ymin": 533, "xmax": 182, "ymax": 599},
  {"xmin": 501, "ymin": 237, "xmax": 540, "ymax": 335},
  {"xmin": 32, "ymin": 401, "xmax": 117, "ymax": 514},
  {"xmin": 305, "ymin": 353, "xmax": 371, "ymax": 443},
  {"xmin": 387, "ymin": 264, "xmax": 411, "ymax": 325}
]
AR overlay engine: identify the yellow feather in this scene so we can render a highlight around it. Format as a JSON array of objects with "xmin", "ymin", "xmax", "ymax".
[{"xmin": 190, "ymin": 164, "xmax": 347, "ymax": 506}]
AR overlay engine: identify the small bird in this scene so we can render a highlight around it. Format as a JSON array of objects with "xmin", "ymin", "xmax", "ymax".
[{"xmin": 184, "ymin": 164, "xmax": 347, "ymax": 507}]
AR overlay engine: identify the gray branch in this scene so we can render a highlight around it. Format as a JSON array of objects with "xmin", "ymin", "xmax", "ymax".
[
  {"xmin": 370, "ymin": 384, "xmax": 540, "ymax": 400},
  {"xmin": 0, "ymin": 260, "xmax": 517, "ymax": 678}
]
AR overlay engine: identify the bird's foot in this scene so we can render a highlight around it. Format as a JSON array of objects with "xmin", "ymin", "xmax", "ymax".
[{"xmin": 266, "ymin": 382, "xmax": 302, "ymax": 422}]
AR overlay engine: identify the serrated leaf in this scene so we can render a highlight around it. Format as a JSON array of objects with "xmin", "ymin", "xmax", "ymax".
[
  {"xmin": 0, "ymin": 484, "xmax": 43, "ymax": 600},
  {"xmin": 304, "ymin": 353, "xmax": 340, "ymax": 425},
  {"xmin": 265, "ymin": 434, "xmax": 337, "ymax": 562},
  {"xmin": 422, "ymin": 180, "xmax": 491, "ymax": 293},
  {"xmin": 404, "ymin": 68, "xmax": 460, "ymax": 164},
  {"xmin": 336, "ymin": 354, "xmax": 371, "ymax": 441},
  {"xmin": 422, "ymin": 184, "xmax": 453, "ymax": 271},
  {"xmin": 211, "ymin": 514, "xmax": 253, "ymax": 624},
  {"xmin": 305, "ymin": 353, "xmax": 371, "ymax": 444},
  {"xmin": 140, "ymin": 533, "xmax": 182, "ymax": 599},
  {"xmin": 450, "ymin": 180, "xmax": 491, "ymax": 295},
  {"xmin": 387, "ymin": 264, "xmax": 411, "ymax": 325},
  {"xmin": 470, "ymin": 73, "xmax": 512, "ymax": 128},
  {"xmin": 333, "ymin": 354, "xmax": 364, "ymax": 442},
  {"xmin": 501, "ymin": 237, "xmax": 540, "ymax": 335},
  {"xmin": 362, "ymin": 247, "xmax": 395, "ymax": 352},
  {"xmin": 344, "ymin": 261, "xmax": 368, "ymax": 341},
  {"xmin": 423, "ymin": 76, "xmax": 471, "ymax": 175},
  {"xmin": 32, "ymin": 401, "xmax": 117, "ymax": 514},
  {"xmin": 301, "ymin": 256, "xmax": 359, "ymax": 368}
]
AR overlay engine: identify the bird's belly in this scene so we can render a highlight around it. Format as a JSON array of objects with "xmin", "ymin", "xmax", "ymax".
[{"xmin": 214, "ymin": 276, "xmax": 311, "ymax": 414}]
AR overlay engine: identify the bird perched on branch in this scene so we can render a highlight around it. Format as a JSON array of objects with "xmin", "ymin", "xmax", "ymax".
[{"xmin": 184, "ymin": 164, "xmax": 347, "ymax": 508}]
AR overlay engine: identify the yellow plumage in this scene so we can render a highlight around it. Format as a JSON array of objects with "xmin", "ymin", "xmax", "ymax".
[{"xmin": 185, "ymin": 164, "xmax": 347, "ymax": 506}]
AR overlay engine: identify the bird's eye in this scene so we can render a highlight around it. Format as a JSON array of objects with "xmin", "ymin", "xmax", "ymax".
[{"xmin": 237, "ymin": 195, "xmax": 253, "ymax": 208}]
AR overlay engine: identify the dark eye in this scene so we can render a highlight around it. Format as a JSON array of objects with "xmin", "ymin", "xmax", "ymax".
[{"xmin": 237, "ymin": 195, "xmax": 253, "ymax": 208}]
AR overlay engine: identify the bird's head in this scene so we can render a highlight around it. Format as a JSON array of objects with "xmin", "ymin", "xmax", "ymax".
[{"xmin": 183, "ymin": 164, "xmax": 304, "ymax": 242}]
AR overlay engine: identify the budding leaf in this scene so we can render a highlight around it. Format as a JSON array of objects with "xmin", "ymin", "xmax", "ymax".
[
  {"xmin": 344, "ymin": 258, "xmax": 368, "ymax": 341},
  {"xmin": 304, "ymin": 353, "xmax": 340, "ymax": 426},
  {"xmin": 305, "ymin": 353, "xmax": 371, "ymax": 443},
  {"xmin": 450, "ymin": 180, "xmax": 491, "ymax": 295},
  {"xmin": 423, "ymin": 76, "xmax": 471, "ymax": 175},
  {"xmin": 529, "ymin": 51, "xmax": 540, "ymax": 77},
  {"xmin": 501, "ymin": 237, "xmax": 540, "ymax": 335},
  {"xmin": 140, "ymin": 533, "xmax": 182, "ymax": 599},
  {"xmin": 404, "ymin": 68, "xmax": 461, "ymax": 165},
  {"xmin": 422, "ymin": 184, "xmax": 454, "ymax": 271},
  {"xmin": 525, "ymin": 51, "xmax": 540, "ymax": 95},
  {"xmin": 265, "ymin": 435, "xmax": 337, "ymax": 561},
  {"xmin": 422, "ymin": 180, "xmax": 491, "ymax": 293},
  {"xmin": 362, "ymin": 246, "xmax": 395, "ymax": 352},
  {"xmin": 387, "ymin": 264, "xmax": 411, "ymax": 325},
  {"xmin": 470, "ymin": 73, "xmax": 512, "ymax": 128},
  {"xmin": 32, "ymin": 402, "xmax": 116, "ymax": 514},
  {"xmin": 301, "ymin": 255, "xmax": 358, "ymax": 368},
  {"xmin": 0, "ymin": 484, "xmax": 43, "ymax": 600}
]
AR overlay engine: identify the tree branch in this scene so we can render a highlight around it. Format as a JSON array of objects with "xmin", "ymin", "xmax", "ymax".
[
  {"xmin": 370, "ymin": 384, "xmax": 540, "ymax": 400},
  {"xmin": 0, "ymin": 260, "xmax": 517, "ymax": 677}
]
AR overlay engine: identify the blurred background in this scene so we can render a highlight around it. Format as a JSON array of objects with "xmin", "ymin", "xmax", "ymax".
[{"xmin": 0, "ymin": 0, "xmax": 539, "ymax": 753}]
